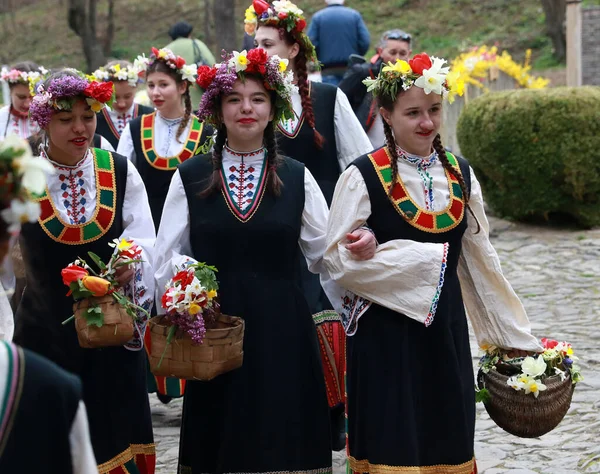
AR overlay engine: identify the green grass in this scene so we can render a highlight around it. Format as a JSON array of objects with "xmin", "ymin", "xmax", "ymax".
[{"xmin": 0, "ymin": 0, "xmax": 560, "ymax": 73}]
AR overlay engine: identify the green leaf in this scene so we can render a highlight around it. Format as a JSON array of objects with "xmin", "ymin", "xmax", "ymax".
[
  {"xmin": 85, "ymin": 305, "xmax": 104, "ymax": 327},
  {"xmin": 71, "ymin": 280, "xmax": 95, "ymax": 300},
  {"xmin": 87, "ymin": 251, "xmax": 107, "ymax": 271},
  {"xmin": 192, "ymin": 262, "xmax": 219, "ymax": 292},
  {"xmin": 475, "ymin": 388, "xmax": 491, "ymax": 404},
  {"xmin": 157, "ymin": 325, "xmax": 178, "ymax": 369}
]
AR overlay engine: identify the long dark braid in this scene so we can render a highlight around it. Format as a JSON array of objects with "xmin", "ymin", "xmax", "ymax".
[
  {"xmin": 263, "ymin": 123, "xmax": 284, "ymax": 195},
  {"xmin": 432, "ymin": 133, "xmax": 480, "ymax": 233},
  {"xmin": 293, "ymin": 47, "xmax": 324, "ymax": 149},
  {"xmin": 200, "ymin": 124, "xmax": 227, "ymax": 197},
  {"xmin": 382, "ymin": 121, "xmax": 400, "ymax": 198},
  {"xmin": 175, "ymin": 87, "xmax": 192, "ymax": 142}
]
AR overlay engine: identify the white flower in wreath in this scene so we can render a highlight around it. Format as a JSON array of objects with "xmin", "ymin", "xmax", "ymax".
[
  {"xmin": 414, "ymin": 57, "xmax": 449, "ymax": 95},
  {"xmin": 181, "ymin": 64, "xmax": 197, "ymax": 83},
  {"xmin": 273, "ymin": 0, "xmax": 303, "ymax": 16},
  {"xmin": 521, "ymin": 356, "xmax": 547, "ymax": 378},
  {"xmin": 230, "ymin": 50, "xmax": 249, "ymax": 73},
  {"xmin": 134, "ymin": 54, "xmax": 150, "ymax": 71}
]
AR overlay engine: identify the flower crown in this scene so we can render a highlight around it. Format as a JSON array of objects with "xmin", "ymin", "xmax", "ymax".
[
  {"xmin": 29, "ymin": 72, "xmax": 114, "ymax": 128},
  {"xmin": 1, "ymin": 66, "xmax": 48, "ymax": 86},
  {"xmin": 363, "ymin": 53, "xmax": 465, "ymax": 103},
  {"xmin": 135, "ymin": 47, "xmax": 196, "ymax": 83},
  {"xmin": 0, "ymin": 135, "xmax": 53, "ymax": 232},
  {"xmin": 244, "ymin": 0, "xmax": 317, "ymax": 64},
  {"xmin": 92, "ymin": 62, "xmax": 143, "ymax": 88},
  {"xmin": 196, "ymin": 49, "xmax": 297, "ymax": 127}
]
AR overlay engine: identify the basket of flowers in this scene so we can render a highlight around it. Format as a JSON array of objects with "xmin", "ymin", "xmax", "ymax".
[
  {"xmin": 148, "ymin": 262, "xmax": 244, "ymax": 381},
  {"xmin": 476, "ymin": 338, "xmax": 582, "ymax": 438},
  {"xmin": 61, "ymin": 239, "xmax": 148, "ymax": 348}
]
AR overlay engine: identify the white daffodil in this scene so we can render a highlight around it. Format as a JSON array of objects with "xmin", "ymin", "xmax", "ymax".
[
  {"xmin": 414, "ymin": 56, "xmax": 450, "ymax": 95},
  {"xmin": 133, "ymin": 54, "xmax": 150, "ymax": 71},
  {"xmin": 506, "ymin": 374, "xmax": 529, "ymax": 391},
  {"xmin": 181, "ymin": 64, "xmax": 197, "ymax": 83},
  {"xmin": 1, "ymin": 199, "xmax": 41, "ymax": 231},
  {"xmin": 229, "ymin": 50, "xmax": 249, "ymax": 73},
  {"xmin": 521, "ymin": 356, "xmax": 547, "ymax": 378},
  {"xmin": 554, "ymin": 367, "xmax": 567, "ymax": 381},
  {"xmin": 0, "ymin": 134, "xmax": 32, "ymax": 157},
  {"xmin": 523, "ymin": 377, "xmax": 547, "ymax": 398},
  {"xmin": 273, "ymin": 0, "xmax": 303, "ymax": 15},
  {"xmin": 14, "ymin": 153, "xmax": 54, "ymax": 194}
]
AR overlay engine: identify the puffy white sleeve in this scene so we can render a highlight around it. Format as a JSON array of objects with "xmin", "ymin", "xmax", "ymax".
[
  {"xmin": 69, "ymin": 401, "xmax": 98, "ymax": 474},
  {"xmin": 99, "ymin": 136, "xmax": 115, "ymax": 152},
  {"xmin": 116, "ymin": 124, "xmax": 136, "ymax": 164},
  {"xmin": 153, "ymin": 170, "xmax": 196, "ymax": 309},
  {"xmin": 334, "ymin": 89, "xmax": 374, "ymax": 171},
  {"xmin": 120, "ymin": 160, "xmax": 156, "ymax": 350},
  {"xmin": 458, "ymin": 169, "xmax": 542, "ymax": 352},
  {"xmin": 324, "ymin": 165, "xmax": 448, "ymax": 327},
  {"xmin": 298, "ymin": 168, "xmax": 344, "ymax": 313}
]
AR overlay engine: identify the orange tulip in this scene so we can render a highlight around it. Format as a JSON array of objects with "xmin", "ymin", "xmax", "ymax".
[{"xmin": 81, "ymin": 276, "xmax": 111, "ymax": 297}]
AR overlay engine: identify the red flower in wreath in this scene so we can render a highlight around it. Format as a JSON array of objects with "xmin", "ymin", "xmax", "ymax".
[
  {"xmin": 175, "ymin": 56, "xmax": 186, "ymax": 70},
  {"xmin": 408, "ymin": 53, "xmax": 432, "ymax": 76},
  {"xmin": 278, "ymin": 12, "xmax": 288, "ymax": 19},
  {"xmin": 246, "ymin": 48, "xmax": 268, "ymax": 74},
  {"xmin": 295, "ymin": 18, "xmax": 307, "ymax": 32},
  {"xmin": 196, "ymin": 65, "xmax": 217, "ymax": 89},
  {"xmin": 253, "ymin": 0, "xmax": 270, "ymax": 15},
  {"xmin": 151, "ymin": 47, "xmax": 160, "ymax": 57},
  {"xmin": 84, "ymin": 81, "xmax": 114, "ymax": 103}
]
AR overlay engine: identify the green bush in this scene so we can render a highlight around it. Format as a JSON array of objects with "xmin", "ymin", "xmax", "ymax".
[{"xmin": 456, "ymin": 87, "xmax": 600, "ymax": 228}]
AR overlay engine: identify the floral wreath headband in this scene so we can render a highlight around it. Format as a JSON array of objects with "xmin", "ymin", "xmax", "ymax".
[
  {"xmin": 92, "ymin": 62, "xmax": 143, "ymax": 88},
  {"xmin": 244, "ymin": 0, "xmax": 318, "ymax": 65},
  {"xmin": 363, "ymin": 53, "xmax": 465, "ymax": 103},
  {"xmin": 29, "ymin": 72, "xmax": 115, "ymax": 128},
  {"xmin": 196, "ymin": 48, "xmax": 297, "ymax": 128},
  {"xmin": 135, "ymin": 47, "xmax": 196, "ymax": 84},
  {"xmin": 1, "ymin": 66, "xmax": 48, "ymax": 87},
  {"xmin": 0, "ymin": 135, "xmax": 53, "ymax": 233}
]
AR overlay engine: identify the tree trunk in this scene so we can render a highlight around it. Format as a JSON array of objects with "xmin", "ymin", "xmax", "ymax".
[
  {"xmin": 213, "ymin": 0, "xmax": 237, "ymax": 54},
  {"xmin": 203, "ymin": 0, "xmax": 215, "ymax": 54},
  {"xmin": 540, "ymin": 0, "xmax": 567, "ymax": 63},
  {"xmin": 68, "ymin": 0, "xmax": 106, "ymax": 72},
  {"xmin": 102, "ymin": 0, "xmax": 115, "ymax": 56}
]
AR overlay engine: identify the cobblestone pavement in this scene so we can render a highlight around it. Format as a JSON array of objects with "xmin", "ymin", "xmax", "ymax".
[{"xmin": 152, "ymin": 217, "xmax": 600, "ymax": 474}]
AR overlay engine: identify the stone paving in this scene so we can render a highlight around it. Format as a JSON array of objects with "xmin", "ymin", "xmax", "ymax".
[{"xmin": 151, "ymin": 216, "xmax": 600, "ymax": 474}]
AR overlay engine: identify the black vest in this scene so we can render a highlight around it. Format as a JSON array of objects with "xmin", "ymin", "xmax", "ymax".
[
  {"xmin": 0, "ymin": 343, "xmax": 81, "ymax": 474},
  {"xmin": 276, "ymin": 81, "xmax": 339, "ymax": 205},
  {"xmin": 129, "ymin": 115, "xmax": 213, "ymax": 231},
  {"xmin": 14, "ymin": 151, "xmax": 128, "ymax": 374},
  {"xmin": 96, "ymin": 104, "xmax": 154, "ymax": 150}
]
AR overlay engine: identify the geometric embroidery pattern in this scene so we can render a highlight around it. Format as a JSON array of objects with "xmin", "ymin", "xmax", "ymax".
[{"xmin": 368, "ymin": 147, "xmax": 465, "ymax": 234}]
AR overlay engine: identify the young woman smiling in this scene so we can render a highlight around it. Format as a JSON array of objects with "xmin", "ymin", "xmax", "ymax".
[
  {"xmin": 154, "ymin": 50, "xmax": 375, "ymax": 473},
  {"xmin": 245, "ymin": 1, "xmax": 373, "ymax": 448},
  {"xmin": 13, "ymin": 69, "xmax": 157, "ymax": 474},
  {"xmin": 324, "ymin": 53, "xmax": 542, "ymax": 473}
]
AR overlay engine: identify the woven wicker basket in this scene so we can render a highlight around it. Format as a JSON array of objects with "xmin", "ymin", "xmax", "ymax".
[
  {"xmin": 148, "ymin": 314, "xmax": 244, "ymax": 381},
  {"xmin": 478, "ymin": 368, "xmax": 574, "ymax": 438},
  {"xmin": 74, "ymin": 295, "xmax": 134, "ymax": 348}
]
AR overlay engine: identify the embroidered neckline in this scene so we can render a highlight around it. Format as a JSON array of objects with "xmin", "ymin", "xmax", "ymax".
[
  {"xmin": 368, "ymin": 146, "xmax": 465, "ymax": 233},
  {"xmin": 397, "ymin": 147, "xmax": 438, "ymax": 210},
  {"xmin": 277, "ymin": 81, "xmax": 310, "ymax": 139},
  {"xmin": 42, "ymin": 147, "xmax": 91, "ymax": 171},
  {"xmin": 140, "ymin": 111, "xmax": 203, "ymax": 170},
  {"xmin": 102, "ymin": 103, "xmax": 140, "ymax": 140},
  {"xmin": 224, "ymin": 144, "xmax": 265, "ymax": 158},
  {"xmin": 220, "ymin": 150, "xmax": 268, "ymax": 223},
  {"xmin": 34, "ymin": 148, "xmax": 117, "ymax": 245}
]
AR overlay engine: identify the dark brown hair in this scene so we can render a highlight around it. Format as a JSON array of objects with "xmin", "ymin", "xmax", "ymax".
[{"xmin": 146, "ymin": 60, "xmax": 192, "ymax": 142}]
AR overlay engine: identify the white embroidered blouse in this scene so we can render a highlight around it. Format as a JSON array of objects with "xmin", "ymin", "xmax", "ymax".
[
  {"xmin": 154, "ymin": 146, "xmax": 341, "ymax": 308},
  {"xmin": 324, "ymin": 151, "xmax": 542, "ymax": 352},
  {"xmin": 0, "ymin": 105, "xmax": 39, "ymax": 139}
]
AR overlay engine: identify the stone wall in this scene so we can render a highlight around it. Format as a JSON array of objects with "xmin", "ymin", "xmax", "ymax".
[{"xmin": 583, "ymin": 6, "xmax": 600, "ymax": 86}]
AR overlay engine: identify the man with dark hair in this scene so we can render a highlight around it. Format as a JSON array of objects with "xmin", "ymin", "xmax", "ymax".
[
  {"xmin": 339, "ymin": 29, "xmax": 412, "ymax": 148},
  {"xmin": 165, "ymin": 21, "xmax": 216, "ymax": 109}
]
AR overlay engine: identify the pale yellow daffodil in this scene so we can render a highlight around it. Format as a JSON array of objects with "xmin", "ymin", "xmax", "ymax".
[{"xmin": 382, "ymin": 60, "xmax": 412, "ymax": 76}]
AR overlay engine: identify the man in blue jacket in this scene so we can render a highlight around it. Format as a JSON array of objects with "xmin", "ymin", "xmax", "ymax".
[{"xmin": 307, "ymin": 0, "xmax": 370, "ymax": 86}]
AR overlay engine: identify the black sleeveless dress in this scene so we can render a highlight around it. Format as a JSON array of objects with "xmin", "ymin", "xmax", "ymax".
[
  {"xmin": 345, "ymin": 148, "xmax": 477, "ymax": 473},
  {"xmin": 176, "ymin": 153, "xmax": 332, "ymax": 473}
]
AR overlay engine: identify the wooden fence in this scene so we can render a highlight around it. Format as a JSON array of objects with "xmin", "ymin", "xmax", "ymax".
[{"xmin": 440, "ymin": 68, "xmax": 518, "ymax": 155}]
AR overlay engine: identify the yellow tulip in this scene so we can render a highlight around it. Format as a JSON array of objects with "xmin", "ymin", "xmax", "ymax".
[{"xmin": 189, "ymin": 303, "xmax": 201, "ymax": 315}]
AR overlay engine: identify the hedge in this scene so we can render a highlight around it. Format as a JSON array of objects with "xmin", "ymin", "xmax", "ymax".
[{"xmin": 456, "ymin": 86, "xmax": 600, "ymax": 228}]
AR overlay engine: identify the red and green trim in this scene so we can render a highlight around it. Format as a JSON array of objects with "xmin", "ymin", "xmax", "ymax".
[
  {"xmin": 219, "ymin": 157, "xmax": 268, "ymax": 223},
  {"xmin": 102, "ymin": 104, "xmax": 142, "ymax": 141},
  {"xmin": 140, "ymin": 112, "xmax": 203, "ymax": 170},
  {"xmin": 34, "ymin": 148, "xmax": 117, "ymax": 245},
  {"xmin": 98, "ymin": 443, "xmax": 156, "ymax": 474},
  {"xmin": 276, "ymin": 81, "xmax": 310, "ymax": 139},
  {"xmin": 368, "ymin": 147, "xmax": 465, "ymax": 233}
]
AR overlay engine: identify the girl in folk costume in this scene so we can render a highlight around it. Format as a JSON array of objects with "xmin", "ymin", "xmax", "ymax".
[
  {"xmin": 117, "ymin": 48, "xmax": 212, "ymax": 402},
  {"xmin": 245, "ymin": 0, "xmax": 373, "ymax": 448},
  {"xmin": 0, "ymin": 135, "xmax": 97, "ymax": 473},
  {"xmin": 154, "ymin": 51, "xmax": 375, "ymax": 473},
  {"xmin": 0, "ymin": 62, "xmax": 46, "ymax": 139},
  {"xmin": 12, "ymin": 70, "xmax": 157, "ymax": 474},
  {"xmin": 93, "ymin": 60, "xmax": 154, "ymax": 150},
  {"xmin": 117, "ymin": 48, "xmax": 213, "ymax": 230},
  {"xmin": 324, "ymin": 54, "xmax": 543, "ymax": 473}
]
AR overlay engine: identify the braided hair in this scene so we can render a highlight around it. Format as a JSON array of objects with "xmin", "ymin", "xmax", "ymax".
[{"xmin": 146, "ymin": 60, "xmax": 192, "ymax": 142}]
